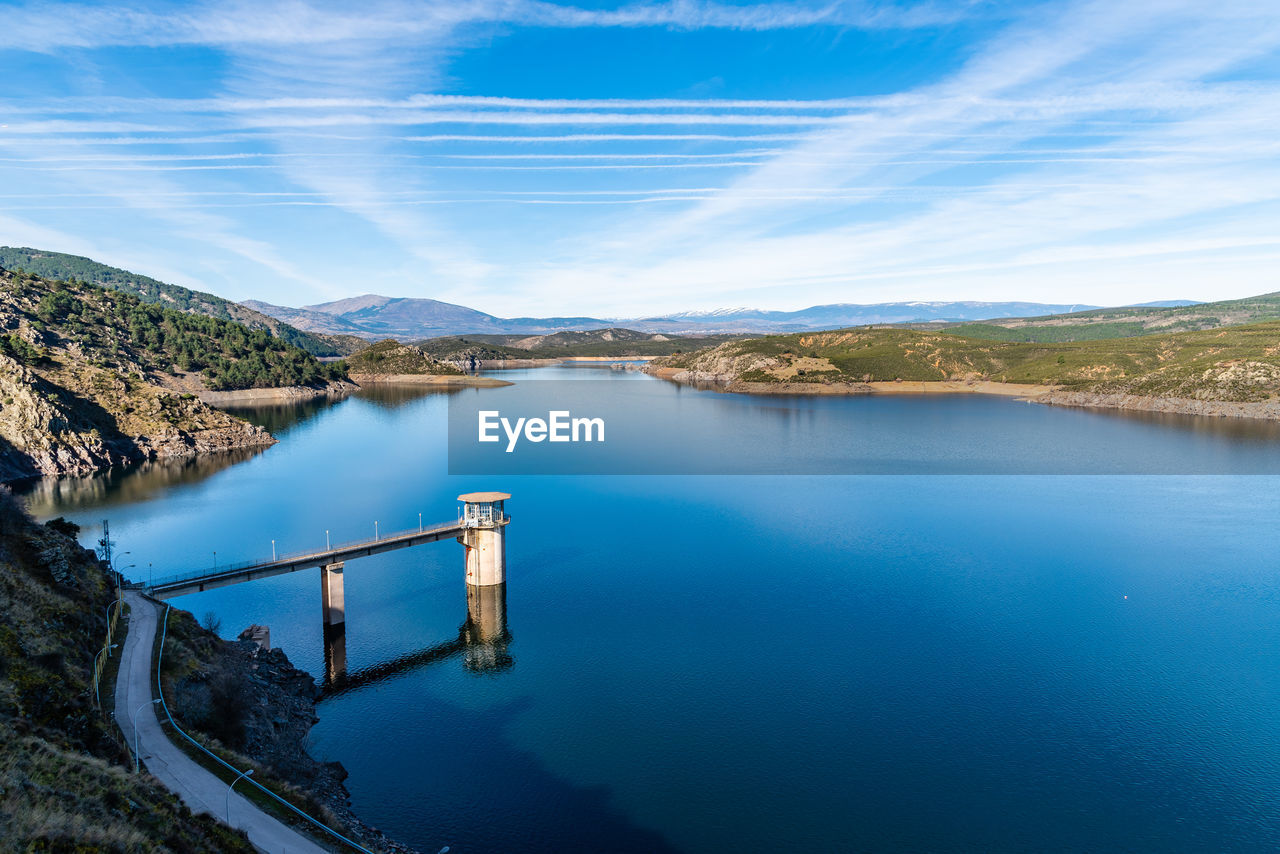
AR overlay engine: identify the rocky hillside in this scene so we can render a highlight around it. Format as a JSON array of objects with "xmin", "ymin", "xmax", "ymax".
[
  {"xmin": 0, "ymin": 490, "xmax": 255, "ymax": 851},
  {"xmin": 0, "ymin": 247, "xmax": 363, "ymax": 357},
  {"xmin": 0, "ymin": 268, "xmax": 334, "ymax": 479},
  {"xmin": 651, "ymin": 320, "xmax": 1280, "ymax": 405},
  {"xmin": 341, "ymin": 339, "xmax": 463, "ymax": 378}
]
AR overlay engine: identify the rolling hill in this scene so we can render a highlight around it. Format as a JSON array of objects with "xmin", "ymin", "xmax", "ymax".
[
  {"xmin": 0, "ymin": 248, "xmax": 363, "ymax": 357},
  {"xmin": 247, "ymin": 294, "xmax": 1119, "ymax": 339}
]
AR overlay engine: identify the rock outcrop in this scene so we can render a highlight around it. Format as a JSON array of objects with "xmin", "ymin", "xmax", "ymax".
[{"xmin": 0, "ymin": 353, "xmax": 274, "ymax": 481}]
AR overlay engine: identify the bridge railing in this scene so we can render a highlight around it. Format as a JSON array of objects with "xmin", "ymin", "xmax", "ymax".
[{"xmin": 139, "ymin": 520, "xmax": 464, "ymax": 590}]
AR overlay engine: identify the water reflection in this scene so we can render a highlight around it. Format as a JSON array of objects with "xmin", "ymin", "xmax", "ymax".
[
  {"xmin": 323, "ymin": 583, "xmax": 512, "ymax": 697},
  {"xmin": 15, "ymin": 447, "xmax": 265, "ymax": 515},
  {"xmin": 221, "ymin": 396, "xmax": 340, "ymax": 435},
  {"xmin": 354, "ymin": 384, "xmax": 465, "ymax": 410}
]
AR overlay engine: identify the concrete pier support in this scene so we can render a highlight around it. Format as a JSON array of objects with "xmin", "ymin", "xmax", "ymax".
[
  {"xmin": 457, "ymin": 492, "xmax": 511, "ymax": 587},
  {"xmin": 321, "ymin": 562, "xmax": 345, "ymax": 626}
]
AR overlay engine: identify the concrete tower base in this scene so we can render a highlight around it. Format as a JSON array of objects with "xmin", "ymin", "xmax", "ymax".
[
  {"xmin": 321, "ymin": 562, "xmax": 345, "ymax": 626},
  {"xmin": 460, "ymin": 526, "xmax": 506, "ymax": 586}
]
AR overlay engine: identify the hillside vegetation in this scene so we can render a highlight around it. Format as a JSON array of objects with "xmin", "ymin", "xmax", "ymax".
[
  {"xmin": 0, "ymin": 268, "xmax": 342, "ymax": 479},
  {"xmin": 0, "ymin": 247, "xmax": 362, "ymax": 357},
  {"xmin": 342, "ymin": 339, "xmax": 463, "ymax": 376},
  {"xmin": 943, "ymin": 292, "xmax": 1280, "ymax": 342},
  {"xmin": 0, "ymin": 491, "xmax": 254, "ymax": 851},
  {"xmin": 654, "ymin": 320, "xmax": 1280, "ymax": 403},
  {"xmin": 0, "ymin": 268, "xmax": 345, "ymax": 391}
]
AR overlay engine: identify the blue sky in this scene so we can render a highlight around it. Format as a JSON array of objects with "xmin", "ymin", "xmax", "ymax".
[{"xmin": 1, "ymin": 1, "xmax": 1279, "ymax": 317}]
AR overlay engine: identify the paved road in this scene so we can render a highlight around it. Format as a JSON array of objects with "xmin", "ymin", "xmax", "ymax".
[{"xmin": 114, "ymin": 590, "xmax": 332, "ymax": 853}]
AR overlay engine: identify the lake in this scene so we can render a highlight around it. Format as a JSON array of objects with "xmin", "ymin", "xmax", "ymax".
[{"xmin": 22, "ymin": 365, "xmax": 1280, "ymax": 852}]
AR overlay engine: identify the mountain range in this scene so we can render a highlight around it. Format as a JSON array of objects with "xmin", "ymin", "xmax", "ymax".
[{"xmin": 245, "ymin": 295, "xmax": 1197, "ymax": 339}]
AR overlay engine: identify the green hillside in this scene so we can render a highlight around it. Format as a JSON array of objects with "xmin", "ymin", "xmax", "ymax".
[
  {"xmin": 342, "ymin": 339, "xmax": 463, "ymax": 375},
  {"xmin": 0, "ymin": 247, "xmax": 360, "ymax": 357},
  {"xmin": 1, "ymin": 269, "xmax": 345, "ymax": 391}
]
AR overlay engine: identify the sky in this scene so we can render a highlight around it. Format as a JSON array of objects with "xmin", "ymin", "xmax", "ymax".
[{"xmin": 1, "ymin": 0, "xmax": 1279, "ymax": 318}]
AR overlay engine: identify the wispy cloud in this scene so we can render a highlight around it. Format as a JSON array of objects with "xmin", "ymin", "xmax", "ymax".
[
  {"xmin": 3, "ymin": 0, "xmax": 1280, "ymax": 314},
  {"xmin": 0, "ymin": 1, "xmax": 985, "ymax": 52}
]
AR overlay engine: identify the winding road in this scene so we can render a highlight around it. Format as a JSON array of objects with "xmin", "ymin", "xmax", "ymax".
[{"xmin": 114, "ymin": 590, "xmax": 332, "ymax": 853}]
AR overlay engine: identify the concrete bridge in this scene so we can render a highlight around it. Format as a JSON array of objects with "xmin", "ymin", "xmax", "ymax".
[
  {"xmin": 137, "ymin": 491, "xmax": 509, "ymax": 595},
  {"xmin": 130, "ymin": 493, "xmax": 512, "ymax": 679}
]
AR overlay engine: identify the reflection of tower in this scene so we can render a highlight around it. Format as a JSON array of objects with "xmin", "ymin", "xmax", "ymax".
[
  {"xmin": 323, "ymin": 621, "xmax": 347, "ymax": 684},
  {"xmin": 461, "ymin": 582, "xmax": 513, "ymax": 673}
]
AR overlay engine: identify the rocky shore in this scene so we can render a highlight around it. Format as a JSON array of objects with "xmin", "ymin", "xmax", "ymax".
[
  {"xmin": 0, "ymin": 354, "xmax": 275, "ymax": 482},
  {"xmin": 1035, "ymin": 390, "xmax": 1280, "ymax": 420},
  {"xmin": 196, "ymin": 380, "xmax": 357, "ymax": 405},
  {"xmin": 163, "ymin": 608, "xmax": 419, "ymax": 854}
]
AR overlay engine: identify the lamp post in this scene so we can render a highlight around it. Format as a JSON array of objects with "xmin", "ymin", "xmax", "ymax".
[
  {"xmin": 94, "ymin": 644, "xmax": 118, "ymax": 707},
  {"xmin": 226, "ymin": 767, "xmax": 255, "ymax": 824},
  {"xmin": 374, "ymin": 520, "xmax": 379, "ymax": 541},
  {"xmin": 271, "ymin": 539, "xmax": 276, "ymax": 561},
  {"xmin": 419, "ymin": 512, "xmax": 423, "ymax": 532},
  {"xmin": 110, "ymin": 551, "xmax": 131, "ymax": 588},
  {"xmin": 132, "ymin": 698, "xmax": 162, "ymax": 772},
  {"xmin": 326, "ymin": 529, "xmax": 330, "ymax": 550}
]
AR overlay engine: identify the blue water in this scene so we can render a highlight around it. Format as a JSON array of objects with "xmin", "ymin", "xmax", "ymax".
[{"xmin": 22, "ymin": 366, "xmax": 1280, "ymax": 852}]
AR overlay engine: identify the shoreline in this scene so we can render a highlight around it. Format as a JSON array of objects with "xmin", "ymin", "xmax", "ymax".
[
  {"xmin": 558, "ymin": 355, "xmax": 656, "ymax": 362},
  {"xmin": 198, "ymin": 380, "xmax": 357, "ymax": 405},
  {"xmin": 349, "ymin": 373, "xmax": 513, "ymax": 388},
  {"xmin": 646, "ymin": 367, "xmax": 1280, "ymax": 421}
]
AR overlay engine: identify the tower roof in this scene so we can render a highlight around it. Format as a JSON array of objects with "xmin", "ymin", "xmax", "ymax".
[{"xmin": 458, "ymin": 492, "xmax": 511, "ymax": 503}]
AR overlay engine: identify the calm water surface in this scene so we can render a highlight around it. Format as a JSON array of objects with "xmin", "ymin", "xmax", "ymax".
[{"xmin": 22, "ymin": 366, "xmax": 1280, "ymax": 852}]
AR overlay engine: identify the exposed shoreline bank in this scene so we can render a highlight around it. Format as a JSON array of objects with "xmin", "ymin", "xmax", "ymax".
[
  {"xmin": 197, "ymin": 380, "xmax": 358, "ymax": 405},
  {"xmin": 348, "ymin": 372, "xmax": 513, "ymax": 388},
  {"xmin": 646, "ymin": 366, "xmax": 1280, "ymax": 421}
]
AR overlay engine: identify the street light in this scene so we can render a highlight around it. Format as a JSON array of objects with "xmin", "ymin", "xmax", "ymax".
[
  {"xmin": 132, "ymin": 698, "xmax": 162, "ymax": 772},
  {"xmin": 226, "ymin": 767, "xmax": 255, "ymax": 824},
  {"xmin": 374, "ymin": 520, "xmax": 379, "ymax": 541},
  {"xmin": 326, "ymin": 529, "xmax": 330, "ymax": 550},
  {"xmin": 93, "ymin": 644, "xmax": 118, "ymax": 707},
  {"xmin": 109, "ymin": 551, "xmax": 132, "ymax": 588},
  {"xmin": 271, "ymin": 539, "xmax": 276, "ymax": 561},
  {"xmin": 419, "ymin": 512, "xmax": 423, "ymax": 532}
]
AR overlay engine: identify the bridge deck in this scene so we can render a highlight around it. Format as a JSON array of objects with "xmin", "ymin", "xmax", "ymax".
[{"xmin": 138, "ymin": 521, "xmax": 467, "ymax": 599}]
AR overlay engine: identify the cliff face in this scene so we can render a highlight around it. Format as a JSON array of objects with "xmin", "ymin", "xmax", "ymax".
[
  {"xmin": 0, "ymin": 269, "xmax": 286, "ymax": 481},
  {"xmin": 0, "ymin": 352, "xmax": 273, "ymax": 481}
]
